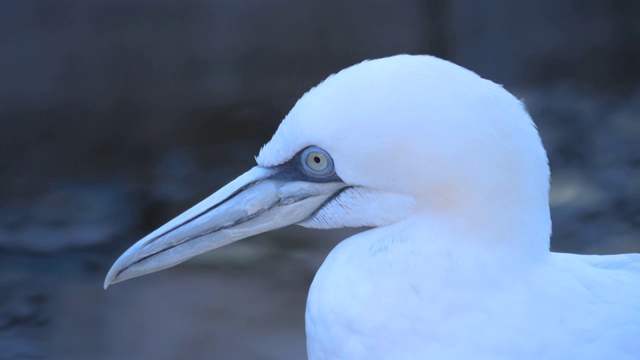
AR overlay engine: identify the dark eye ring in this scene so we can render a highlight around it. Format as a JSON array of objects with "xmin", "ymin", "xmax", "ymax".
[{"xmin": 301, "ymin": 147, "xmax": 334, "ymax": 177}]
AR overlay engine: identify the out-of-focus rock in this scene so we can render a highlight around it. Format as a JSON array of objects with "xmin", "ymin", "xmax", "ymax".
[
  {"xmin": 0, "ymin": 284, "xmax": 46, "ymax": 330},
  {"xmin": 517, "ymin": 83, "xmax": 611, "ymax": 168},
  {"xmin": 0, "ymin": 281, "xmax": 46, "ymax": 359},
  {"xmin": 519, "ymin": 85, "xmax": 640, "ymax": 254},
  {"xmin": 0, "ymin": 183, "xmax": 142, "ymax": 253},
  {"xmin": 0, "ymin": 337, "xmax": 43, "ymax": 359},
  {"xmin": 597, "ymin": 91, "xmax": 640, "ymax": 166}
]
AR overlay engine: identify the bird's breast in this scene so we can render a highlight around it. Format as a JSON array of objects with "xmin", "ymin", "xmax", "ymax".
[{"xmin": 304, "ymin": 229, "xmax": 445, "ymax": 359}]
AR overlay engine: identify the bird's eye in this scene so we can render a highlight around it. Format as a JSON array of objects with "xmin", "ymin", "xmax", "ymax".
[{"xmin": 301, "ymin": 147, "xmax": 334, "ymax": 177}]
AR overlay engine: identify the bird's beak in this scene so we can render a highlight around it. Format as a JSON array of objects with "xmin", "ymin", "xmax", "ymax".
[{"xmin": 104, "ymin": 166, "xmax": 346, "ymax": 288}]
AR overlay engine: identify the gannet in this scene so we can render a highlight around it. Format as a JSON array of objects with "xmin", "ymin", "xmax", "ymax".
[{"xmin": 105, "ymin": 55, "xmax": 640, "ymax": 359}]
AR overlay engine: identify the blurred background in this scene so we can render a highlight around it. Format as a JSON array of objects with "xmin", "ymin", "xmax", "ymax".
[{"xmin": 1, "ymin": 0, "xmax": 639, "ymax": 359}]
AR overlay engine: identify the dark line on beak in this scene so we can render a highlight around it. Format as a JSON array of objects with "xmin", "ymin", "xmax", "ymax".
[
  {"xmin": 117, "ymin": 200, "xmax": 278, "ymax": 277},
  {"xmin": 113, "ymin": 145, "xmax": 349, "ymax": 280},
  {"xmin": 113, "ymin": 177, "xmax": 269, "ymax": 279},
  {"xmin": 116, "ymin": 185, "xmax": 350, "ymax": 279},
  {"xmin": 133, "ymin": 147, "xmax": 343, "ymax": 252},
  {"xmin": 139, "ymin": 178, "xmax": 266, "ymax": 249}
]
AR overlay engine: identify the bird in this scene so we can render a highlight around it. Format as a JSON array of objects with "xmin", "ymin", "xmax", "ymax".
[{"xmin": 104, "ymin": 55, "xmax": 640, "ymax": 359}]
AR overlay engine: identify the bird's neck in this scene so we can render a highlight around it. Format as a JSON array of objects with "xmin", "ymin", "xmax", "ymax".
[
  {"xmin": 415, "ymin": 177, "xmax": 552, "ymax": 261},
  {"xmin": 367, "ymin": 191, "xmax": 550, "ymax": 275},
  {"xmin": 354, "ymin": 209, "xmax": 549, "ymax": 292}
]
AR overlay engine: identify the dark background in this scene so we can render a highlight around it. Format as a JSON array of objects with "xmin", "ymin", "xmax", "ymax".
[{"xmin": 1, "ymin": 1, "xmax": 639, "ymax": 359}]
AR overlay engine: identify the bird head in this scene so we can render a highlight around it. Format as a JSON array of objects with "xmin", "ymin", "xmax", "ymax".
[{"xmin": 105, "ymin": 55, "xmax": 551, "ymax": 288}]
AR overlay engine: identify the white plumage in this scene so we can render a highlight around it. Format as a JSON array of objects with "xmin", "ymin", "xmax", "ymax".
[{"xmin": 106, "ymin": 55, "xmax": 640, "ymax": 359}]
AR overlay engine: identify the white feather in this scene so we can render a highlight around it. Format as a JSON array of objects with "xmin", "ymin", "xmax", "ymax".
[{"xmin": 254, "ymin": 55, "xmax": 640, "ymax": 359}]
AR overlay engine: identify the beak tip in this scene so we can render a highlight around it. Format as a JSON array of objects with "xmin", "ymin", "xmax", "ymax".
[
  {"xmin": 103, "ymin": 269, "xmax": 118, "ymax": 290},
  {"xmin": 104, "ymin": 257, "xmax": 130, "ymax": 290},
  {"xmin": 104, "ymin": 268, "xmax": 130, "ymax": 289},
  {"xmin": 104, "ymin": 239, "xmax": 148, "ymax": 290}
]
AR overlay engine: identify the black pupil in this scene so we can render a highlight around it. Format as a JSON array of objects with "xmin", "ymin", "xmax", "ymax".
[{"xmin": 313, "ymin": 156, "xmax": 321, "ymax": 164}]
